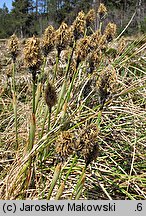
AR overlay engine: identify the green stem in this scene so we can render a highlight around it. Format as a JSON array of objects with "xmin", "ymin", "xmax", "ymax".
[
  {"xmin": 48, "ymin": 107, "xmax": 51, "ymax": 131},
  {"xmin": 70, "ymin": 166, "xmax": 86, "ymax": 199},
  {"xmin": 52, "ymin": 53, "xmax": 59, "ymax": 83},
  {"xmin": 54, "ymin": 41, "xmax": 76, "ymax": 121},
  {"xmin": 12, "ymin": 61, "xmax": 18, "ymax": 150},
  {"xmin": 63, "ymin": 155, "xmax": 78, "ymax": 185},
  {"xmin": 47, "ymin": 164, "xmax": 61, "ymax": 200},
  {"xmin": 40, "ymin": 105, "xmax": 48, "ymax": 138}
]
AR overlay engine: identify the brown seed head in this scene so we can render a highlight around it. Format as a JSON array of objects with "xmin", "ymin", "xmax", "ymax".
[
  {"xmin": 55, "ymin": 22, "xmax": 71, "ymax": 56},
  {"xmin": 104, "ymin": 22, "xmax": 117, "ymax": 42},
  {"xmin": 118, "ymin": 37, "xmax": 126, "ymax": 54},
  {"xmin": 8, "ymin": 34, "xmax": 19, "ymax": 62},
  {"xmin": 24, "ymin": 35, "xmax": 42, "ymax": 72},
  {"xmin": 45, "ymin": 82, "xmax": 57, "ymax": 109},
  {"xmin": 75, "ymin": 37, "xmax": 90, "ymax": 65},
  {"xmin": 72, "ymin": 11, "xmax": 86, "ymax": 40},
  {"xmin": 85, "ymin": 9, "xmax": 96, "ymax": 28},
  {"xmin": 96, "ymin": 65, "xmax": 117, "ymax": 106},
  {"xmin": 87, "ymin": 49, "xmax": 102, "ymax": 73},
  {"xmin": 42, "ymin": 25, "xmax": 55, "ymax": 56},
  {"xmin": 55, "ymin": 131, "xmax": 76, "ymax": 160},
  {"xmin": 89, "ymin": 30, "xmax": 102, "ymax": 50},
  {"xmin": 76, "ymin": 124, "xmax": 99, "ymax": 166},
  {"xmin": 98, "ymin": 3, "xmax": 107, "ymax": 19}
]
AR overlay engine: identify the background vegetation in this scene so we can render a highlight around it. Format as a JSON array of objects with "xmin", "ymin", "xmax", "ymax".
[{"xmin": 0, "ymin": 0, "xmax": 146, "ymax": 38}]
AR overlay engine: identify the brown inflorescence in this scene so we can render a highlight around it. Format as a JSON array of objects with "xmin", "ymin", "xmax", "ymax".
[
  {"xmin": 89, "ymin": 30, "xmax": 102, "ymax": 50},
  {"xmin": 87, "ymin": 49, "xmax": 102, "ymax": 73},
  {"xmin": 96, "ymin": 65, "xmax": 117, "ymax": 107},
  {"xmin": 76, "ymin": 124, "xmax": 99, "ymax": 166},
  {"xmin": 55, "ymin": 131, "xmax": 76, "ymax": 161},
  {"xmin": 8, "ymin": 34, "xmax": 19, "ymax": 62},
  {"xmin": 104, "ymin": 22, "xmax": 117, "ymax": 42},
  {"xmin": 85, "ymin": 9, "xmax": 96, "ymax": 28},
  {"xmin": 97, "ymin": 3, "xmax": 107, "ymax": 20},
  {"xmin": 24, "ymin": 35, "xmax": 42, "ymax": 75},
  {"xmin": 75, "ymin": 37, "xmax": 90, "ymax": 67},
  {"xmin": 44, "ymin": 82, "xmax": 57, "ymax": 109},
  {"xmin": 72, "ymin": 11, "xmax": 86, "ymax": 41},
  {"xmin": 42, "ymin": 25, "xmax": 55, "ymax": 56},
  {"xmin": 55, "ymin": 22, "xmax": 71, "ymax": 57}
]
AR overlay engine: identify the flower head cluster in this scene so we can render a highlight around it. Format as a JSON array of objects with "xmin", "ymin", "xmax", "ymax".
[
  {"xmin": 72, "ymin": 11, "xmax": 86, "ymax": 41},
  {"xmin": 8, "ymin": 34, "xmax": 19, "ymax": 62},
  {"xmin": 76, "ymin": 124, "xmax": 99, "ymax": 166},
  {"xmin": 44, "ymin": 82, "xmax": 57, "ymax": 110},
  {"xmin": 96, "ymin": 65, "xmax": 117, "ymax": 107},
  {"xmin": 55, "ymin": 124, "xmax": 99, "ymax": 166},
  {"xmin": 85, "ymin": 9, "xmax": 96, "ymax": 28},
  {"xmin": 55, "ymin": 22, "xmax": 71, "ymax": 57},
  {"xmin": 104, "ymin": 22, "xmax": 117, "ymax": 42},
  {"xmin": 98, "ymin": 3, "xmax": 107, "ymax": 20},
  {"xmin": 75, "ymin": 37, "xmax": 90, "ymax": 66},
  {"xmin": 42, "ymin": 25, "xmax": 55, "ymax": 56},
  {"xmin": 55, "ymin": 131, "xmax": 76, "ymax": 160},
  {"xmin": 24, "ymin": 35, "xmax": 42, "ymax": 73}
]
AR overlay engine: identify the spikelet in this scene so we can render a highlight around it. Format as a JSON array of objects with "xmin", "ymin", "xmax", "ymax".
[
  {"xmin": 75, "ymin": 37, "xmax": 90, "ymax": 66},
  {"xmin": 85, "ymin": 9, "xmax": 96, "ymax": 28},
  {"xmin": 96, "ymin": 65, "xmax": 117, "ymax": 107},
  {"xmin": 55, "ymin": 22, "xmax": 71, "ymax": 57},
  {"xmin": 24, "ymin": 35, "xmax": 42, "ymax": 74},
  {"xmin": 42, "ymin": 25, "xmax": 55, "ymax": 56},
  {"xmin": 76, "ymin": 124, "xmax": 99, "ymax": 166},
  {"xmin": 55, "ymin": 131, "xmax": 76, "ymax": 161},
  {"xmin": 87, "ymin": 49, "xmax": 102, "ymax": 73},
  {"xmin": 118, "ymin": 37, "xmax": 126, "ymax": 54},
  {"xmin": 44, "ymin": 82, "xmax": 57, "ymax": 109},
  {"xmin": 72, "ymin": 11, "xmax": 86, "ymax": 41},
  {"xmin": 89, "ymin": 30, "xmax": 102, "ymax": 50},
  {"xmin": 8, "ymin": 34, "xmax": 19, "ymax": 62},
  {"xmin": 104, "ymin": 22, "xmax": 117, "ymax": 42},
  {"xmin": 97, "ymin": 3, "xmax": 107, "ymax": 19}
]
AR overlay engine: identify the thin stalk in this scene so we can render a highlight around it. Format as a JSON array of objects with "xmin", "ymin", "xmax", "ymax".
[
  {"xmin": 61, "ymin": 67, "xmax": 79, "ymax": 123},
  {"xmin": 27, "ymin": 73, "xmax": 37, "ymax": 188},
  {"xmin": 55, "ymin": 182, "xmax": 65, "ymax": 200},
  {"xmin": 48, "ymin": 107, "xmax": 52, "ymax": 131},
  {"xmin": 52, "ymin": 53, "xmax": 59, "ymax": 83},
  {"xmin": 70, "ymin": 166, "xmax": 86, "ymax": 199},
  {"xmin": 40, "ymin": 106, "xmax": 48, "ymax": 138},
  {"xmin": 47, "ymin": 164, "xmax": 61, "ymax": 200},
  {"xmin": 12, "ymin": 61, "xmax": 18, "ymax": 150},
  {"xmin": 63, "ymin": 155, "xmax": 78, "ymax": 185},
  {"xmin": 55, "ymin": 41, "xmax": 76, "ymax": 120}
]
